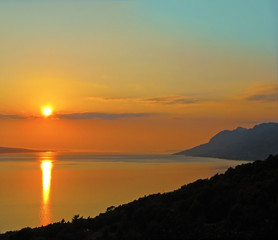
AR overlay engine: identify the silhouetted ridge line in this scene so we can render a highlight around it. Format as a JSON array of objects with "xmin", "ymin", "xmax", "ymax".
[
  {"xmin": 175, "ymin": 122, "xmax": 278, "ymax": 160},
  {"xmin": 1, "ymin": 154, "xmax": 278, "ymax": 240}
]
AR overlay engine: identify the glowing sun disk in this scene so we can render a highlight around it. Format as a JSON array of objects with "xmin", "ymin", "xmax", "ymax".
[{"xmin": 43, "ymin": 107, "xmax": 52, "ymax": 117}]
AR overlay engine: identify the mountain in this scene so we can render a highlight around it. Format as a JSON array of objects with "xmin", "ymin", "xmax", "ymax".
[
  {"xmin": 0, "ymin": 147, "xmax": 39, "ymax": 153},
  {"xmin": 175, "ymin": 122, "xmax": 278, "ymax": 160},
  {"xmin": 1, "ymin": 155, "xmax": 278, "ymax": 240}
]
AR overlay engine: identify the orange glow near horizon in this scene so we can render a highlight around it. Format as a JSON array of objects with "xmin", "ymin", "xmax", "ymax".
[{"xmin": 40, "ymin": 157, "xmax": 53, "ymax": 226}]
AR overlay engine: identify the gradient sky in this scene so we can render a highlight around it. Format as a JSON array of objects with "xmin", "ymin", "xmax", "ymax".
[{"xmin": 0, "ymin": 0, "xmax": 277, "ymax": 153}]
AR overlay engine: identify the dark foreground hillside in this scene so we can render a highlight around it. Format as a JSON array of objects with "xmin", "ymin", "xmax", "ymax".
[{"xmin": 2, "ymin": 155, "xmax": 278, "ymax": 240}]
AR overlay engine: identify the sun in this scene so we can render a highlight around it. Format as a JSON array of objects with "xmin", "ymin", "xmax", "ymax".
[{"xmin": 43, "ymin": 107, "xmax": 52, "ymax": 117}]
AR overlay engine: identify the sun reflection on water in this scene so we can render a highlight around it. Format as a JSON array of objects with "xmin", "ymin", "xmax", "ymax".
[{"xmin": 40, "ymin": 153, "xmax": 53, "ymax": 226}]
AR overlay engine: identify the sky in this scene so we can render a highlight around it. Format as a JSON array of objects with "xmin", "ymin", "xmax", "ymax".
[{"xmin": 0, "ymin": 0, "xmax": 277, "ymax": 153}]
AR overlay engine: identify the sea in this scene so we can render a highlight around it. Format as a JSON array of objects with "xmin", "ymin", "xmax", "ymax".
[{"xmin": 0, "ymin": 152, "xmax": 248, "ymax": 233}]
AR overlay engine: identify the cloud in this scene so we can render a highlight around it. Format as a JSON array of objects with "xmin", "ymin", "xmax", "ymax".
[
  {"xmin": 88, "ymin": 95, "xmax": 200, "ymax": 105},
  {"xmin": 144, "ymin": 96, "xmax": 199, "ymax": 104},
  {"xmin": 245, "ymin": 86, "xmax": 278, "ymax": 102},
  {"xmin": 56, "ymin": 112, "xmax": 152, "ymax": 120},
  {"xmin": 0, "ymin": 114, "xmax": 26, "ymax": 119},
  {"xmin": 87, "ymin": 96, "xmax": 136, "ymax": 102}
]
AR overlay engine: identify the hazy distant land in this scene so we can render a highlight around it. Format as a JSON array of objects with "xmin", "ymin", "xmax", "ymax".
[
  {"xmin": 0, "ymin": 147, "xmax": 41, "ymax": 154},
  {"xmin": 175, "ymin": 122, "xmax": 278, "ymax": 160}
]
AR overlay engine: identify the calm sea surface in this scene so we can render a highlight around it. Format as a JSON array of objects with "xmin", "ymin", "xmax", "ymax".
[{"xmin": 0, "ymin": 152, "xmax": 248, "ymax": 233}]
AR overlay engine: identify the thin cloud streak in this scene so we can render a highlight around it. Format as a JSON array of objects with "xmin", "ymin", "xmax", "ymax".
[
  {"xmin": 245, "ymin": 86, "xmax": 278, "ymax": 102},
  {"xmin": 144, "ymin": 96, "xmax": 199, "ymax": 104},
  {"xmin": 0, "ymin": 112, "xmax": 153, "ymax": 120},
  {"xmin": 56, "ymin": 112, "xmax": 153, "ymax": 120},
  {"xmin": 88, "ymin": 95, "xmax": 201, "ymax": 105},
  {"xmin": 0, "ymin": 114, "xmax": 26, "ymax": 119}
]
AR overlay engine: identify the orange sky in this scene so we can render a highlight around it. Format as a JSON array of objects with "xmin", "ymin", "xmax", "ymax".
[{"xmin": 0, "ymin": 1, "xmax": 277, "ymax": 153}]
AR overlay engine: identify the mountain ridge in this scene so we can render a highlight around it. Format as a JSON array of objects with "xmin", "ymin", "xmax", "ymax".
[{"xmin": 175, "ymin": 122, "xmax": 278, "ymax": 160}]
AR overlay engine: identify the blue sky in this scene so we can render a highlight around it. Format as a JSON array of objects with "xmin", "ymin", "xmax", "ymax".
[{"xmin": 0, "ymin": 0, "xmax": 276, "ymax": 48}]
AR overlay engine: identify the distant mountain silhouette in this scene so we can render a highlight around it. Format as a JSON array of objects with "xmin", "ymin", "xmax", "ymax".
[
  {"xmin": 175, "ymin": 122, "xmax": 278, "ymax": 160},
  {"xmin": 0, "ymin": 147, "xmax": 38, "ymax": 153},
  {"xmin": 1, "ymin": 155, "xmax": 278, "ymax": 240}
]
